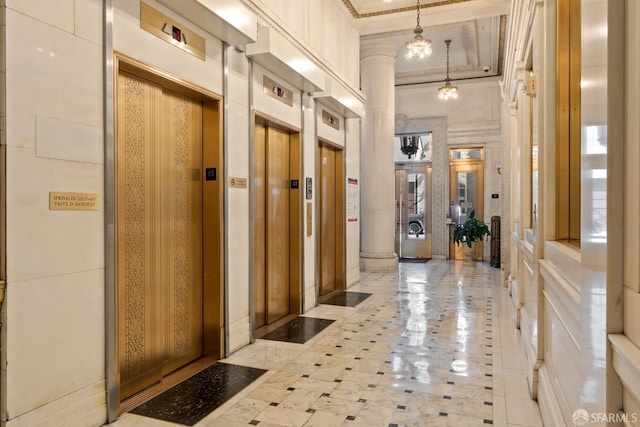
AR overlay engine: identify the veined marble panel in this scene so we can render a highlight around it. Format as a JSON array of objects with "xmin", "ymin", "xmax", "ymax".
[
  {"xmin": 6, "ymin": 9, "xmax": 102, "ymax": 150},
  {"xmin": 540, "ymin": 259, "xmax": 581, "ymax": 349},
  {"xmin": 6, "ymin": 0, "xmax": 74, "ymax": 33},
  {"xmin": 6, "ymin": 270, "xmax": 105, "ymax": 418},
  {"xmin": 6, "ymin": 380, "xmax": 106, "ymax": 427},
  {"xmin": 6, "ymin": 146, "xmax": 103, "ymax": 282}
]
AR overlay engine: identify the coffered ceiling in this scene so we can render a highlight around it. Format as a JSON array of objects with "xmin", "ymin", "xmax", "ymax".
[{"xmin": 343, "ymin": 0, "xmax": 510, "ymax": 86}]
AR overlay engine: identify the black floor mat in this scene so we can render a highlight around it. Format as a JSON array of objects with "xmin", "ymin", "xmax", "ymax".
[
  {"xmin": 130, "ymin": 362, "xmax": 267, "ymax": 426},
  {"xmin": 321, "ymin": 291, "xmax": 371, "ymax": 307},
  {"xmin": 260, "ymin": 316, "xmax": 335, "ymax": 344}
]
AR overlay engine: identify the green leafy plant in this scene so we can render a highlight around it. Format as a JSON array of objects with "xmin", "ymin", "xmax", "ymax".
[{"xmin": 452, "ymin": 217, "xmax": 491, "ymax": 248}]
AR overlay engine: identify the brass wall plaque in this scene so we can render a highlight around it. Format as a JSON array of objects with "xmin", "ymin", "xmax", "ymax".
[
  {"xmin": 49, "ymin": 192, "xmax": 99, "ymax": 211},
  {"xmin": 322, "ymin": 110, "xmax": 340, "ymax": 130},
  {"xmin": 263, "ymin": 76, "xmax": 293, "ymax": 107},
  {"xmin": 229, "ymin": 177, "xmax": 248, "ymax": 189},
  {"xmin": 140, "ymin": 2, "xmax": 206, "ymax": 61}
]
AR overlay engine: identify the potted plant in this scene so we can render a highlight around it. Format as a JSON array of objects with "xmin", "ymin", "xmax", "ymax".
[{"xmin": 452, "ymin": 217, "xmax": 491, "ymax": 266}]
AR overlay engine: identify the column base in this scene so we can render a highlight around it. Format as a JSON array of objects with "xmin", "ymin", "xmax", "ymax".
[{"xmin": 360, "ymin": 252, "xmax": 398, "ymax": 273}]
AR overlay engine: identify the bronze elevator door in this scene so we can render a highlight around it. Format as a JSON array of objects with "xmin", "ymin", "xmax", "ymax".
[
  {"xmin": 254, "ymin": 124, "xmax": 291, "ymax": 327},
  {"xmin": 318, "ymin": 144, "xmax": 345, "ymax": 298},
  {"xmin": 116, "ymin": 71, "xmax": 203, "ymax": 400}
]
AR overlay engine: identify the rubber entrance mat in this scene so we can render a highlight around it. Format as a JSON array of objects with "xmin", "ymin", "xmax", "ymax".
[
  {"xmin": 130, "ymin": 362, "xmax": 267, "ymax": 425},
  {"xmin": 399, "ymin": 257, "xmax": 430, "ymax": 263},
  {"xmin": 260, "ymin": 316, "xmax": 335, "ymax": 344},
  {"xmin": 321, "ymin": 291, "xmax": 371, "ymax": 307}
]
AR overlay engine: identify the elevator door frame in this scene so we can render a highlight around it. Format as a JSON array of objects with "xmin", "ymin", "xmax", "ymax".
[
  {"xmin": 449, "ymin": 148, "xmax": 485, "ymax": 261},
  {"xmin": 112, "ymin": 55, "xmax": 225, "ymax": 413},
  {"xmin": 252, "ymin": 114, "xmax": 303, "ymax": 337},
  {"xmin": 316, "ymin": 139, "xmax": 346, "ymax": 302}
]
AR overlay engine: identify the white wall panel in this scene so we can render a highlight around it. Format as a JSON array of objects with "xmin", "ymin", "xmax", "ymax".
[
  {"xmin": 6, "ymin": 271, "xmax": 104, "ymax": 420},
  {"xmin": 6, "ymin": 0, "xmax": 74, "ymax": 33},
  {"xmin": 113, "ymin": 0, "xmax": 223, "ymax": 96},
  {"xmin": 252, "ymin": 64, "xmax": 302, "ymax": 130},
  {"xmin": 345, "ymin": 117, "xmax": 360, "ymax": 287},
  {"xmin": 317, "ymin": 104, "xmax": 345, "ymax": 147}
]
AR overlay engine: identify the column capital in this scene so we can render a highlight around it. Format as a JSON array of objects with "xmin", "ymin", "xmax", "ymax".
[{"xmin": 360, "ymin": 40, "xmax": 398, "ymax": 60}]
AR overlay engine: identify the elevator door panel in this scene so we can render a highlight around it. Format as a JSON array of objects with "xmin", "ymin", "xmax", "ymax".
[
  {"xmin": 253, "ymin": 124, "xmax": 267, "ymax": 327},
  {"xmin": 318, "ymin": 145, "xmax": 337, "ymax": 296},
  {"xmin": 254, "ymin": 124, "xmax": 291, "ymax": 327},
  {"xmin": 266, "ymin": 128, "xmax": 291, "ymax": 323},
  {"xmin": 117, "ymin": 71, "xmax": 203, "ymax": 400}
]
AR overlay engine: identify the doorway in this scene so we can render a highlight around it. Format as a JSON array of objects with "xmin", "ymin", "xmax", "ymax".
[
  {"xmin": 395, "ymin": 164, "xmax": 433, "ymax": 260},
  {"xmin": 317, "ymin": 141, "xmax": 345, "ymax": 301},
  {"xmin": 115, "ymin": 58, "xmax": 223, "ymax": 403},
  {"xmin": 253, "ymin": 118, "xmax": 302, "ymax": 331},
  {"xmin": 449, "ymin": 148, "xmax": 485, "ymax": 260}
]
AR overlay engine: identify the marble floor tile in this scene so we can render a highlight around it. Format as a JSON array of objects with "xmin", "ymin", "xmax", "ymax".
[{"xmin": 108, "ymin": 261, "xmax": 543, "ymax": 427}]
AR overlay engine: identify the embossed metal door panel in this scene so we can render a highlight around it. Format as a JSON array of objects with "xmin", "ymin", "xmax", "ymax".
[
  {"xmin": 161, "ymin": 88, "xmax": 203, "ymax": 376},
  {"xmin": 116, "ymin": 71, "xmax": 203, "ymax": 400}
]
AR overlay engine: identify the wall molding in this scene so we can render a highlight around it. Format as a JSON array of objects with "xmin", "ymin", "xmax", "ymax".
[{"xmin": 610, "ymin": 334, "xmax": 640, "ymax": 406}]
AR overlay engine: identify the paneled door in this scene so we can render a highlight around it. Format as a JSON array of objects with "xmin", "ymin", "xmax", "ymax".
[
  {"xmin": 449, "ymin": 149, "xmax": 485, "ymax": 260},
  {"xmin": 254, "ymin": 123, "xmax": 291, "ymax": 327},
  {"xmin": 116, "ymin": 70, "xmax": 203, "ymax": 400},
  {"xmin": 318, "ymin": 143, "xmax": 345, "ymax": 299}
]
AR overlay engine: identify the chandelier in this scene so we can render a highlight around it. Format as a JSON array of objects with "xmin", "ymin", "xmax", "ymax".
[
  {"xmin": 405, "ymin": 0, "xmax": 432, "ymax": 60},
  {"xmin": 438, "ymin": 39, "xmax": 458, "ymax": 100},
  {"xmin": 400, "ymin": 136, "xmax": 422, "ymax": 159}
]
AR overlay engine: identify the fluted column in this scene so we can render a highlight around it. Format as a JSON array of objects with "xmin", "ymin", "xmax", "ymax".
[{"xmin": 359, "ymin": 41, "xmax": 398, "ymax": 272}]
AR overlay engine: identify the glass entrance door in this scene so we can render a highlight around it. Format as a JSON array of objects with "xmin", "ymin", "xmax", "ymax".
[{"xmin": 395, "ymin": 165, "xmax": 432, "ymax": 259}]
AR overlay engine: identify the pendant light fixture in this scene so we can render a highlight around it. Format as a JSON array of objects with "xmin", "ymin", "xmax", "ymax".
[
  {"xmin": 438, "ymin": 39, "xmax": 458, "ymax": 100},
  {"xmin": 405, "ymin": 0, "xmax": 432, "ymax": 60}
]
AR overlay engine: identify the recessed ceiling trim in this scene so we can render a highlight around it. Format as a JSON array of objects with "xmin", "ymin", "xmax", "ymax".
[{"xmin": 341, "ymin": 0, "xmax": 474, "ymax": 19}]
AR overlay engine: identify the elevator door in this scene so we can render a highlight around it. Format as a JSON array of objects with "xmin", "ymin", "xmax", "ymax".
[
  {"xmin": 318, "ymin": 143, "xmax": 345, "ymax": 299},
  {"xmin": 254, "ymin": 124, "xmax": 291, "ymax": 327},
  {"xmin": 116, "ymin": 71, "xmax": 203, "ymax": 400}
]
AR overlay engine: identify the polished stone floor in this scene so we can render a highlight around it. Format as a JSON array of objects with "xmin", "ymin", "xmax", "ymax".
[{"xmin": 108, "ymin": 260, "xmax": 543, "ymax": 427}]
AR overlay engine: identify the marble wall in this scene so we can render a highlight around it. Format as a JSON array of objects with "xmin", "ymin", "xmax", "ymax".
[
  {"xmin": 504, "ymin": 0, "xmax": 635, "ymax": 425},
  {"xmin": 0, "ymin": 0, "xmax": 363, "ymax": 424},
  {"xmin": 2, "ymin": 0, "xmax": 106, "ymax": 425}
]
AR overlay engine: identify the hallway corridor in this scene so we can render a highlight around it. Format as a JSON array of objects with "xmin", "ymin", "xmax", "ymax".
[{"xmin": 110, "ymin": 261, "xmax": 543, "ymax": 427}]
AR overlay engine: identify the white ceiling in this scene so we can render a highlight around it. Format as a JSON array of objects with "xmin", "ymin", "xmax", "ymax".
[{"xmin": 343, "ymin": 0, "xmax": 509, "ymax": 85}]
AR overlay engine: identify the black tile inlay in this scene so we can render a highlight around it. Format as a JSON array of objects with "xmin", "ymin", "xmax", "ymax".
[
  {"xmin": 321, "ymin": 291, "xmax": 372, "ymax": 307},
  {"xmin": 260, "ymin": 316, "xmax": 335, "ymax": 344},
  {"xmin": 130, "ymin": 362, "xmax": 267, "ymax": 426}
]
